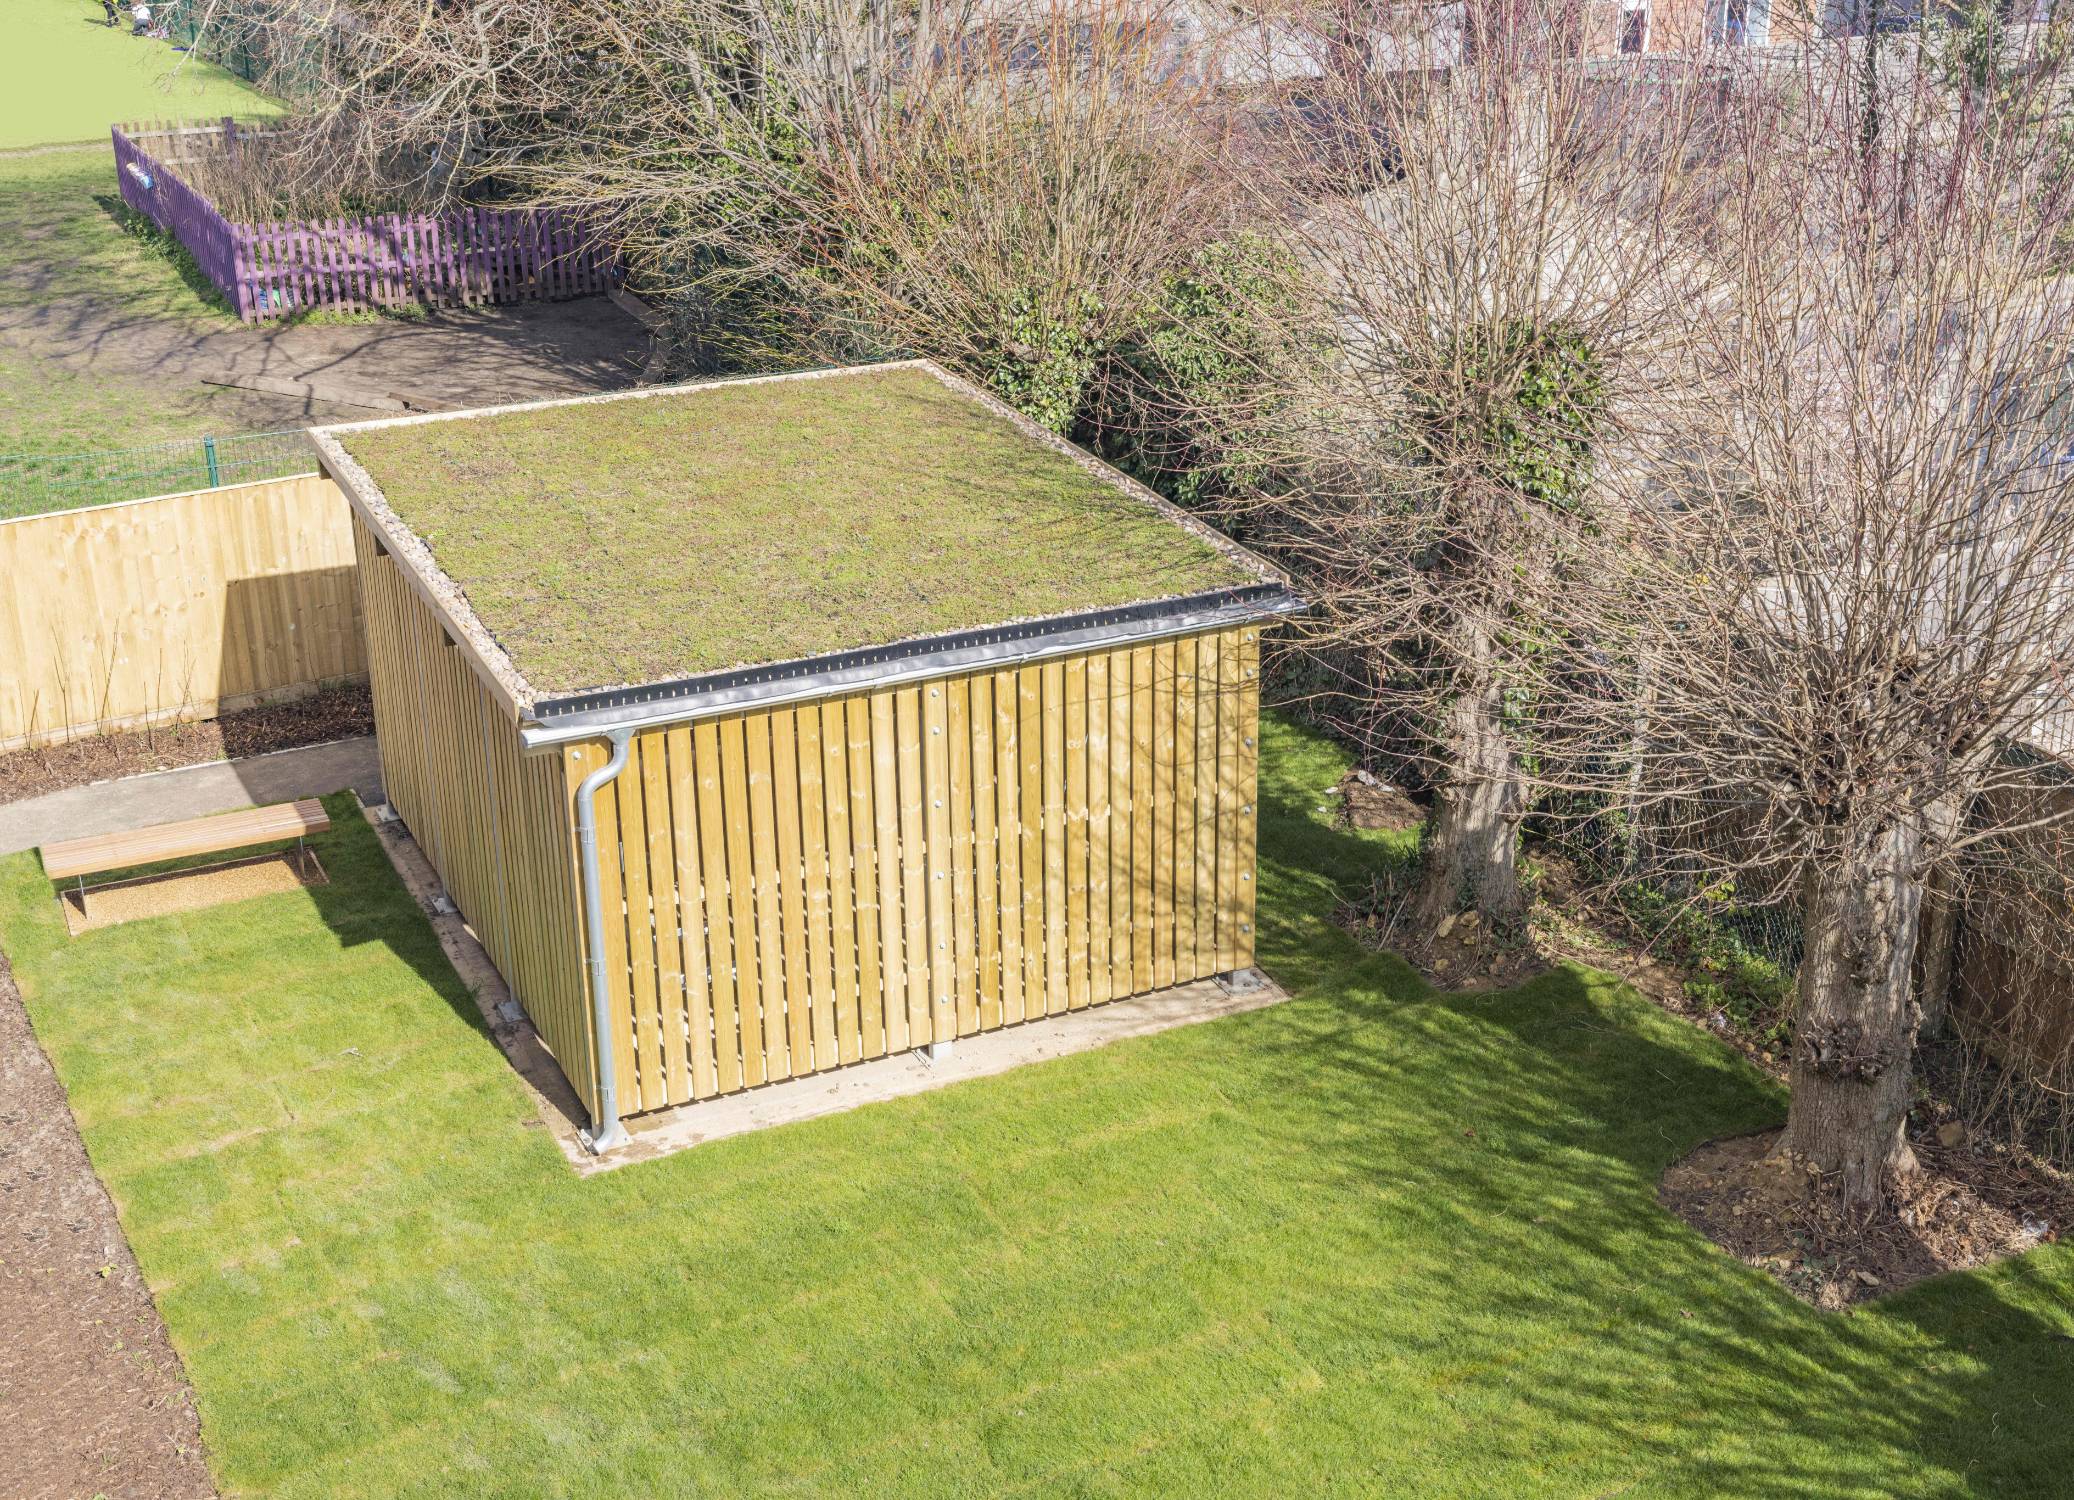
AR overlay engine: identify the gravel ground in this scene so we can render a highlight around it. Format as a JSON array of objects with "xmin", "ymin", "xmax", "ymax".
[
  {"xmin": 65, "ymin": 849, "xmax": 327, "ymax": 934},
  {"xmin": 0, "ymin": 951, "xmax": 215, "ymax": 1499}
]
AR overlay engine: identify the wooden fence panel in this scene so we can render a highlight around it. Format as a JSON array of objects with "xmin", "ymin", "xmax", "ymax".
[
  {"xmin": 113, "ymin": 128, "xmax": 614, "ymax": 324},
  {"xmin": 0, "ymin": 475, "xmax": 364, "ymax": 751},
  {"xmin": 566, "ymin": 628, "xmax": 1263, "ymax": 1115}
]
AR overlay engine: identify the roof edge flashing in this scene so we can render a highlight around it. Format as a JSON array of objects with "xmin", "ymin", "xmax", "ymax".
[{"xmin": 517, "ymin": 586, "xmax": 1303, "ymax": 749}]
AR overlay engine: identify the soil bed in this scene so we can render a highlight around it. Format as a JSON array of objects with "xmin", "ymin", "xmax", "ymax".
[
  {"xmin": 0, "ymin": 684, "xmax": 371, "ymax": 805},
  {"xmin": 1660, "ymin": 1127, "xmax": 2066, "ymax": 1309},
  {"xmin": 0, "ymin": 951, "xmax": 214, "ymax": 1499}
]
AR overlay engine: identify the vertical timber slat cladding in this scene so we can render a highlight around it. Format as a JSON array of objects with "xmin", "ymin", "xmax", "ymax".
[
  {"xmin": 991, "ymin": 670, "xmax": 1027, "ymax": 1027},
  {"xmin": 542, "ymin": 628, "xmax": 1262, "ymax": 1114},
  {"xmin": 0, "ymin": 476, "xmax": 366, "ymax": 751},
  {"xmin": 969, "ymin": 676, "xmax": 1002, "ymax": 1032},
  {"xmin": 1086, "ymin": 652, "xmax": 1114, "ymax": 1008},
  {"xmin": 348, "ymin": 513, "xmax": 594, "ymax": 1116},
  {"xmin": 356, "ymin": 521, "xmax": 1266, "ymax": 1123}
]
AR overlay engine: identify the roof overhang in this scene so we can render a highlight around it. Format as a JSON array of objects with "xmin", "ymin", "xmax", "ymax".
[{"xmin": 514, "ymin": 584, "xmax": 1305, "ymax": 749}]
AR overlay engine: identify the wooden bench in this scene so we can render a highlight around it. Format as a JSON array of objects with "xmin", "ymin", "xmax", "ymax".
[{"xmin": 41, "ymin": 799, "xmax": 332, "ymax": 891}]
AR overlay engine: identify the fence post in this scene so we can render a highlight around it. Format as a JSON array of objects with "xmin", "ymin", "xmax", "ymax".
[{"xmin": 203, "ymin": 436, "xmax": 221, "ymax": 489}]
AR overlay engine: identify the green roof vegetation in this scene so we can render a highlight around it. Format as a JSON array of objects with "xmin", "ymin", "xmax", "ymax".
[{"xmin": 336, "ymin": 365, "xmax": 1258, "ymax": 697}]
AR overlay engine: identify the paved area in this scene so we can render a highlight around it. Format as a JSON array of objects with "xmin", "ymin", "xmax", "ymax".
[
  {"xmin": 0, "ymin": 735, "xmax": 381, "ymax": 856},
  {"xmin": 10, "ymin": 295, "xmax": 650, "ymax": 416},
  {"xmin": 600, "ymin": 968, "xmax": 1292, "ymax": 1172}
]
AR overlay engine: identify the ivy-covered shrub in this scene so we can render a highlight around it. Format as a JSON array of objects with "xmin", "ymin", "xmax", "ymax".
[
  {"xmin": 1082, "ymin": 233, "xmax": 1298, "ymax": 506},
  {"xmin": 988, "ymin": 288, "xmax": 1106, "ymax": 435},
  {"xmin": 1414, "ymin": 319, "xmax": 1607, "ymax": 513}
]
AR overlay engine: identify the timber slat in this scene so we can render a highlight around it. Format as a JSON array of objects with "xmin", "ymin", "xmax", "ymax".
[{"xmin": 43, "ymin": 799, "xmax": 330, "ymax": 881}]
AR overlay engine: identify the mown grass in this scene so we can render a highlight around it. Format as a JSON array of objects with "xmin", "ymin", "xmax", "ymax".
[
  {"xmin": 6, "ymin": 1, "xmax": 278, "ymax": 150},
  {"xmin": 338, "ymin": 365, "xmax": 1260, "ymax": 694},
  {"xmin": 0, "ymin": 146, "xmax": 298, "ymax": 461},
  {"xmin": 3, "ymin": 714, "xmax": 2071, "ymax": 1498}
]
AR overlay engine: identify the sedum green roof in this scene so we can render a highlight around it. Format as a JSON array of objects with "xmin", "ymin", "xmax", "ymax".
[{"xmin": 335, "ymin": 365, "xmax": 1259, "ymax": 698}]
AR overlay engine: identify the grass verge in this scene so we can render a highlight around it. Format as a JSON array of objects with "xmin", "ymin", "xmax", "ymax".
[
  {"xmin": 7, "ymin": 2, "xmax": 278, "ymax": 151},
  {"xmin": 2, "ymin": 716, "xmax": 2071, "ymax": 1496}
]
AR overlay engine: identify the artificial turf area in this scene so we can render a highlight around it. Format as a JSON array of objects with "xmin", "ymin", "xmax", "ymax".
[
  {"xmin": 4, "ymin": 715, "xmax": 2071, "ymax": 1497},
  {"xmin": 7, "ymin": 1, "xmax": 279, "ymax": 150},
  {"xmin": 333, "ymin": 365, "xmax": 1261, "ymax": 695}
]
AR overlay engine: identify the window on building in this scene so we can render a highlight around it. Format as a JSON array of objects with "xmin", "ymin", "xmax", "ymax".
[{"xmin": 1621, "ymin": 0, "xmax": 1649, "ymax": 50}]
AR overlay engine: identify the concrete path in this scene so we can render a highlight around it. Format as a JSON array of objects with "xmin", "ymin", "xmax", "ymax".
[{"xmin": 0, "ymin": 736, "xmax": 381, "ymax": 856}]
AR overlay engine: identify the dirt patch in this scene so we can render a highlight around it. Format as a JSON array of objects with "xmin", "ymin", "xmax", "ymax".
[
  {"xmin": 63, "ymin": 849, "xmax": 328, "ymax": 934},
  {"xmin": 0, "ymin": 683, "xmax": 371, "ymax": 805},
  {"xmin": 1331, "ymin": 767, "xmax": 1424, "ymax": 833},
  {"xmin": 1661, "ymin": 1127, "xmax": 2067, "ymax": 1309},
  {"xmin": 0, "ymin": 952, "xmax": 215, "ymax": 1499},
  {"xmin": 1340, "ymin": 881, "xmax": 1550, "ymax": 990}
]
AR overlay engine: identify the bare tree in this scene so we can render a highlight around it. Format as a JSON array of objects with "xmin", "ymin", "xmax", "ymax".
[
  {"xmin": 1216, "ymin": 15, "xmax": 1719, "ymax": 935},
  {"xmin": 1570, "ymin": 40, "xmax": 2074, "ymax": 1216},
  {"xmin": 240, "ymin": 0, "xmax": 1234, "ymax": 429}
]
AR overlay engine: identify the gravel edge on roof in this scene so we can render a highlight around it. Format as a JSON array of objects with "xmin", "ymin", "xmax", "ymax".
[{"xmin": 311, "ymin": 360, "xmax": 1292, "ymax": 713}]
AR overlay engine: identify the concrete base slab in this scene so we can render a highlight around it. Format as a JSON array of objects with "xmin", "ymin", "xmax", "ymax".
[
  {"xmin": 0, "ymin": 735, "xmax": 384, "ymax": 856},
  {"xmin": 603, "ymin": 968, "xmax": 1290, "ymax": 1172},
  {"xmin": 356, "ymin": 790, "xmax": 1293, "ymax": 1176}
]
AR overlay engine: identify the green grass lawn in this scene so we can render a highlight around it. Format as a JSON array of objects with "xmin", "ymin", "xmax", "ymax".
[
  {"xmin": 0, "ymin": 146, "xmax": 329, "ymax": 493},
  {"xmin": 3, "ymin": 714, "xmax": 2071, "ymax": 1497},
  {"xmin": 6, "ymin": 1, "xmax": 279, "ymax": 150}
]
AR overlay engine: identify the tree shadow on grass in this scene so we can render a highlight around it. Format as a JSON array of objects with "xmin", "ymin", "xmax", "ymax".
[
  {"xmin": 91, "ymin": 191, "xmax": 236, "ymax": 317},
  {"xmin": 1239, "ymin": 771, "xmax": 2074, "ymax": 1495}
]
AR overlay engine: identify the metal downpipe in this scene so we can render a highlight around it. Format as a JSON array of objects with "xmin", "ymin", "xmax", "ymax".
[{"xmin": 574, "ymin": 728, "xmax": 634, "ymax": 1153}]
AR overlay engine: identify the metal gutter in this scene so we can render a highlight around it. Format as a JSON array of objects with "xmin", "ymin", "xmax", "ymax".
[
  {"xmin": 517, "ymin": 586, "xmax": 1306, "ymax": 750},
  {"xmin": 572, "ymin": 728, "xmax": 635, "ymax": 1153}
]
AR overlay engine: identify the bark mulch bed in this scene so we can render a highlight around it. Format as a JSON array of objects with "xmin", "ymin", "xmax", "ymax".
[
  {"xmin": 0, "ymin": 952, "xmax": 215, "ymax": 1499},
  {"xmin": 1660, "ymin": 1127, "xmax": 2066, "ymax": 1310},
  {"xmin": 0, "ymin": 684, "xmax": 372, "ymax": 805}
]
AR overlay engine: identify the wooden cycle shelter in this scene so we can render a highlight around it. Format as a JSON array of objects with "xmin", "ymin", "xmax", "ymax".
[{"xmin": 310, "ymin": 362, "xmax": 1300, "ymax": 1149}]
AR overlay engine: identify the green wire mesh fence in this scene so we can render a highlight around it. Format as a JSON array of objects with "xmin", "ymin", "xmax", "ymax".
[{"xmin": 0, "ymin": 429, "xmax": 317, "ymax": 520}]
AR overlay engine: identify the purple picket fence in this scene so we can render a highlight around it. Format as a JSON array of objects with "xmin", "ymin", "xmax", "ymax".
[{"xmin": 112, "ymin": 127, "xmax": 615, "ymax": 323}]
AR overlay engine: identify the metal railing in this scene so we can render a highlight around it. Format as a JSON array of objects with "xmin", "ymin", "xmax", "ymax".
[{"xmin": 0, "ymin": 428, "xmax": 317, "ymax": 520}]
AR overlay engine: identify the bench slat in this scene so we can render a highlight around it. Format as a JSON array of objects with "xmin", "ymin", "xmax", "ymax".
[{"xmin": 42, "ymin": 799, "xmax": 332, "ymax": 882}]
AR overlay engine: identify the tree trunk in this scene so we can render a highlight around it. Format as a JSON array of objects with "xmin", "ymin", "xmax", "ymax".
[
  {"xmin": 1415, "ymin": 654, "xmax": 1526, "ymax": 933},
  {"xmin": 1784, "ymin": 817, "xmax": 1927, "ymax": 1217},
  {"xmin": 1915, "ymin": 872, "xmax": 1958, "ymax": 1041}
]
